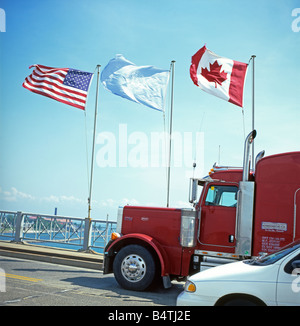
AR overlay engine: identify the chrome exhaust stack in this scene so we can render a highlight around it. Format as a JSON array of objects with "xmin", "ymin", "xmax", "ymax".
[
  {"xmin": 242, "ymin": 130, "xmax": 256, "ymax": 181},
  {"xmin": 236, "ymin": 130, "xmax": 257, "ymax": 258}
]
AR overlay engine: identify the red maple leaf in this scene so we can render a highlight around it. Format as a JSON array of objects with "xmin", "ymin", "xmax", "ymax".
[{"xmin": 201, "ymin": 60, "xmax": 227, "ymax": 88}]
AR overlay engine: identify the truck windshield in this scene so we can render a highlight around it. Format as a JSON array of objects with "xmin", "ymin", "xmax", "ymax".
[
  {"xmin": 245, "ymin": 240, "xmax": 300, "ymax": 266},
  {"xmin": 205, "ymin": 185, "xmax": 238, "ymax": 207}
]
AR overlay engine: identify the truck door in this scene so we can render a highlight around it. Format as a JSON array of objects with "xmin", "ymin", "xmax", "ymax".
[{"xmin": 199, "ymin": 183, "xmax": 238, "ymax": 252}]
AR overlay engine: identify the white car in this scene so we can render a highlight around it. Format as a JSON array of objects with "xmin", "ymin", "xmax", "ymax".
[{"xmin": 177, "ymin": 240, "xmax": 300, "ymax": 306}]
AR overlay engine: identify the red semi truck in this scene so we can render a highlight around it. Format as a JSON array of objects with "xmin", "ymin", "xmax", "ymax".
[{"xmin": 104, "ymin": 130, "xmax": 300, "ymax": 291}]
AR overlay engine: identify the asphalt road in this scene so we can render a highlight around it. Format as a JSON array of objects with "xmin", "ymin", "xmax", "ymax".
[{"xmin": 0, "ymin": 255, "xmax": 184, "ymax": 306}]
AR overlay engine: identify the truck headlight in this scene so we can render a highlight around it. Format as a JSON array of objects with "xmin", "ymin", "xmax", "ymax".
[{"xmin": 180, "ymin": 209, "xmax": 197, "ymax": 247}]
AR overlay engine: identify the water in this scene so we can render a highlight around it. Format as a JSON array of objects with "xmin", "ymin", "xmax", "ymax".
[
  {"xmin": 0, "ymin": 232, "xmax": 108, "ymax": 254},
  {"xmin": 0, "ymin": 213, "xmax": 117, "ymax": 254}
]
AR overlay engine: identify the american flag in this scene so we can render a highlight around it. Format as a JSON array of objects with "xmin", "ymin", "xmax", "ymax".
[{"xmin": 23, "ymin": 64, "xmax": 94, "ymax": 110}]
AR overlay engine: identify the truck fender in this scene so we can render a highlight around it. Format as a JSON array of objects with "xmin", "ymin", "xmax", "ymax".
[{"xmin": 105, "ymin": 233, "xmax": 170, "ymax": 276}]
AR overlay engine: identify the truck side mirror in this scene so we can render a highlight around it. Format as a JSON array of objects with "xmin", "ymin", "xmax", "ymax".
[
  {"xmin": 292, "ymin": 260, "xmax": 300, "ymax": 269},
  {"xmin": 189, "ymin": 178, "xmax": 198, "ymax": 203}
]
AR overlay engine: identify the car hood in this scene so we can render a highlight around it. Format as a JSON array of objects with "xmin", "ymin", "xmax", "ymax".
[{"xmin": 189, "ymin": 260, "xmax": 279, "ymax": 283}]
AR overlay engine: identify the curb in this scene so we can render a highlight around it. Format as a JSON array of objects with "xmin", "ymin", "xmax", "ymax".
[{"xmin": 0, "ymin": 241, "xmax": 103, "ymax": 271}]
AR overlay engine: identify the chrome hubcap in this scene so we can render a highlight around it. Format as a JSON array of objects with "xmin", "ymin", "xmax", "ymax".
[{"xmin": 121, "ymin": 254, "xmax": 146, "ymax": 283}]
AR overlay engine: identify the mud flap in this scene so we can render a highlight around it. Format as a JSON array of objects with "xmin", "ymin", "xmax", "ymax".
[{"xmin": 162, "ymin": 275, "xmax": 172, "ymax": 289}]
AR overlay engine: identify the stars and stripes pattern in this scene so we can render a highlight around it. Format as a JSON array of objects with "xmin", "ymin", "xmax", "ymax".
[{"xmin": 22, "ymin": 64, "xmax": 93, "ymax": 110}]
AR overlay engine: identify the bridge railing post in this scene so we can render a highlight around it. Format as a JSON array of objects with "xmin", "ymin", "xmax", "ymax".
[
  {"xmin": 82, "ymin": 218, "xmax": 92, "ymax": 252},
  {"xmin": 14, "ymin": 211, "xmax": 24, "ymax": 243}
]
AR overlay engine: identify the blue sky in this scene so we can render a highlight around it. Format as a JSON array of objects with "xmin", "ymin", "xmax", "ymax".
[{"xmin": 0, "ymin": 0, "xmax": 299, "ymax": 220}]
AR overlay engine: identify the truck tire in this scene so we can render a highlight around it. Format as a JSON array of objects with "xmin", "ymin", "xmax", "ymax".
[{"xmin": 113, "ymin": 244, "xmax": 157, "ymax": 291}]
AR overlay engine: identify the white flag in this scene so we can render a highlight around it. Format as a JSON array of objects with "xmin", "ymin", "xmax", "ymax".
[{"xmin": 101, "ymin": 54, "xmax": 169, "ymax": 111}]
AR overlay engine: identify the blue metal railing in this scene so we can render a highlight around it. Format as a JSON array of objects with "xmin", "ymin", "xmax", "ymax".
[{"xmin": 0, "ymin": 210, "xmax": 117, "ymax": 253}]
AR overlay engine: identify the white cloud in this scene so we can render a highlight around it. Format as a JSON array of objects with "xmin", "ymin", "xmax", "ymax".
[
  {"xmin": 0, "ymin": 186, "xmax": 140, "ymax": 218},
  {"xmin": 42, "ymin": 195, "xmax": 60, "ymax": 203},
  {"xmin": 41, "ymin": 194, "xmax": 85, "ymax": 204},
  {"xmin": 99, "ymin": 198, "xmax": 115, "ymax": 207},
  {"xmin": 0, "ymin": 186, "xmax": 35, "ymax": 202},
  {"xmin": 120, "ymin": 198, "xmax": 140, "ymax": 206},
  {"xmin": 0, "ymin": 186, "xmax": 86, "ymax": 206},
  {"xmin": 97, "ymin": 198, "xmax": 140, "ymax": 207}
]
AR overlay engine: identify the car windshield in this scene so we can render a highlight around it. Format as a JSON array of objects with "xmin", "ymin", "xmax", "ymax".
[{"xmin": 245, "ymin": 240, "xmax": 300, "ymax": 266}]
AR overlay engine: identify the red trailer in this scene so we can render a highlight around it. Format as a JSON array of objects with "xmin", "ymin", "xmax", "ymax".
[{"xmin": 104, "ymin": 131, "xmax": 300, "ymax": 291}]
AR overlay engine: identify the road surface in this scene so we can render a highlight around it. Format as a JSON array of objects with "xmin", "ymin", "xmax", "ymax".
[{"xmin": 0, "ymin": 255, "xmax": 184, "ymax": 306}]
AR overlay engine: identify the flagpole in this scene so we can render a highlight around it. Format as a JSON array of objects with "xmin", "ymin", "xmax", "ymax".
[
  {"xmin": 88, "ymin": 64, "xmax": 101, "ymax": 220},
  {"xmin": 251, "ymin": 55, "xmax": 256, "ymax": 171},
  {"xmin": 167, "ymin": 60, "xmax": 175, "ymax": 208}
]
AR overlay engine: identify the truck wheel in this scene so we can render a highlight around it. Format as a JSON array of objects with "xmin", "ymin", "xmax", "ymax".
[{"xmin": 113, "ymin": 244, "xmax": 157, "ymax": 291}]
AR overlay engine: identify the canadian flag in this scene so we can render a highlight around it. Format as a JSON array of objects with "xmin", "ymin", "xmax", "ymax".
[{"xmin": 190, "ymin": 45, "xmax": 248, "ymax": 107}]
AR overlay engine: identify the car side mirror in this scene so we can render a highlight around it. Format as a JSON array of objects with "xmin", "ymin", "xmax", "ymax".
[{"xmin": 291, "ymin": 260, "xmax": 300, "ymax": 269}]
